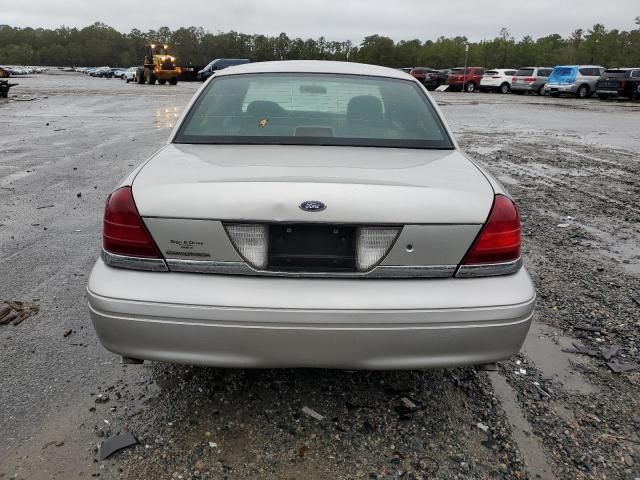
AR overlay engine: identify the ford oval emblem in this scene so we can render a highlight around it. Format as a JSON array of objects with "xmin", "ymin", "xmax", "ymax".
[{"xmin": 299, "ymin": 200, "xmax": 326, "ymax": 212}]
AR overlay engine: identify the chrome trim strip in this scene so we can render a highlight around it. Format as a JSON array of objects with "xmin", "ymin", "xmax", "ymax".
[
  {"xmin": 166, "ymin": 259, "xmax": 456, "ymax": 279},
  {"xmin": 102, "ymin": 250, "xmax": 169, "ymax": 272},
  {"xmin": 455, "ymin": 258, "xmax": 522, "ymax": 278}
]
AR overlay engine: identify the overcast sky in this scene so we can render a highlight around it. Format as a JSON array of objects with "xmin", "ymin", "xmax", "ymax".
[{"xmin": 1, "ymin": 0, "xmax": 638, "ymax": 42}]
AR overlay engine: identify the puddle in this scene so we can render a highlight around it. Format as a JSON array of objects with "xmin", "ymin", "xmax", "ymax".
[
  {"xmin": 469, "ymin": 144, "xmax": 503, "ymax": 156},
  {"xmin": 523, "ymin": 321, "xmax": 598, "ymax": 395},
  {"xmin": 577, "ymin": 222, "xmax": 640, "ymax": 275},
  {"xmin": 489, "ymin": 372, "xmax": 558, "ymax": 480},
  {"xmin": 154, "ymin": 106, "xmax": 181, "ymax": 129},
  {"xmin": 497, "ymin": 174, "xmax": 519, "ymax": 185}
]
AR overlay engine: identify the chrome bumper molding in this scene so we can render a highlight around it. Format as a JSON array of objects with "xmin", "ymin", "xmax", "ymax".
[
  {"xmin": 165, "ymin": 259, "xmax": 456, "ymax": 279},
  {"xmin": 102, "ymin": 250, "xmax": 522, "ymax": 279},
  {"xmin": 455, "ymin": 257, "xmax": 522, "ymax": 278},
  {"xmin": 102, "ymin": 250, "xmax": 169, "ymax": 272}
]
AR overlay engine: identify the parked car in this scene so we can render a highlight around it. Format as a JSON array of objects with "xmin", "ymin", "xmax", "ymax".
[
  {"xmin": 409, "ymin": 67, "xmax": 439, "ymax": 89},
  {"xmin": 197, "ymin": 58, "xmax": 251, "ymax": 81},
  {"xmin": 111, "ymin": 68, "xmax": 127, "ymax": 79},
  {"xmin": 398, "ymin": 67, "xmax": 413, "ymax": 74},
  {"xmin": 596, "ymin": 68, "xmax": 640, "ymax": 100},
  {"xmin": 479, "ymin": 69, "xmax": 518, "ymax": 94},
  {"xmin": 124, "ymin": 67, "xmax": 138, "ymax": 83},
  {"xmin": 446, "ymin": 67, "xmax": 486, "ymax": 92},
  {"xmin": 87, "ymin": 60, "xmax": 535, "ymax": 370},
  {"xmin": 510, "ymin": 67, "xmax": 553, "ymax": 96},
  {"xmin": 544, "ymin": 65, "xmax": 605, "ymax": 98},
  {"xmin": 90, "ymin": 67, "xmax": 112, "ymax": 78}
]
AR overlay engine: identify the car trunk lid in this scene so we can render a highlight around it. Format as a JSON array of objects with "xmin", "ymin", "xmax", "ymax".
[
  {"xmin": 131, "ymin": 144, "xmax": 495, "ymax": 274},
  {"xmin": 132, "ymin": 144, "xmax": 494, "ymax": 224}
]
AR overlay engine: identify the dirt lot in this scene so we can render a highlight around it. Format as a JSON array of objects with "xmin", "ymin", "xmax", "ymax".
[{"xmin": 1, "ymin": 72, "xmax": 639, "ymax": 480}]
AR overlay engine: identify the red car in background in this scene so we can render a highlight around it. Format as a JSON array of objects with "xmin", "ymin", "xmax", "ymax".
[
  {"xmin": 409, "ymin": 67, "xmax": 440, "ymax": 89},
  {"xmin": 446, "ymin": 67, "xmax": 486, "ymax": 92}
]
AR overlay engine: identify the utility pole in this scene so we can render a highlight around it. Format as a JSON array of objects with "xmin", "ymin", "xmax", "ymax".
[{"xmin": 463, "ymin": 43, "xmax": 469, "ymax": 92}]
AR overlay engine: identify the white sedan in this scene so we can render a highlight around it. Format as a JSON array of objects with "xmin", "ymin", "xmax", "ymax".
[{"xmin": 88, "ymin": 61, "xmax": 535, "ymax": 369}]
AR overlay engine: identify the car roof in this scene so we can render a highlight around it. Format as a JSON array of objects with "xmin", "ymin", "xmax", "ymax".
[
  {"xmin": 553, "ymin": 65, "xmax": 602, "ymax": 68},
  {"xmin": 215, "ymin": 60, "xmax": 412, "ymax": 80}
]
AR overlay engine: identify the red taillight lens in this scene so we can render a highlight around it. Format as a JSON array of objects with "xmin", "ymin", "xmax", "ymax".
[
  {"xmin": 492, "ymin": 75, "xmax": 501, "ymax": 79},
  {"xmin": 462, "ymin": 195, "xmax": 521, "ymax": 265},
  {"xmin": 524, "ymin": 77, "xmax": 536, "ymax": 83},
  {"xmin": 103, "ymin": 186, "xmax": 161, "ymax": 258}
]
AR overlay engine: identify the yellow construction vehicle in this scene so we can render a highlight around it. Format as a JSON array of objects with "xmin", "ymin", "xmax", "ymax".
[{"xmin": 136, "ymin": 44, "xmax": 181, "ymax": 85}]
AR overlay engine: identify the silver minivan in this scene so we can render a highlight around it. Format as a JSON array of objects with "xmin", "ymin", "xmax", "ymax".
[
  {"xmin": 511, "ymin": 67, "xmax": 553, "ymax": 95},
  {"xmin": 544, "ymin": 65, "xmax": 606, "ymax": 98}
]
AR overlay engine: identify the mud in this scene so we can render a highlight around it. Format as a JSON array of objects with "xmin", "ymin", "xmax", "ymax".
[{"xmin": 1, "ymin": 72, "xmax": 639, "ymax": 480}]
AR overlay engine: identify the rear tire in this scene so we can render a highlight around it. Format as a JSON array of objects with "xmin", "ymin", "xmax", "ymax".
[
  {"xmin": 536, "ymin": 86, "xmax": 545, "ymax": 96},
  {"xmin": 500, "ymin": 82, "xmax": 510, "ymax": 94},
  {"xmin": 576, "ymin": 84, "xmax": 589, "ymax": 99},
  {"xmin": 169, "ymin": 77, "xmax": 178, "ymax": 85},
  {"xmin": 136, "ymin": 68, "xmax": 145, "ymax": 84},
  {"xmin": 465, "ymin": 82, "xmax": 476, "ymax": 93}
]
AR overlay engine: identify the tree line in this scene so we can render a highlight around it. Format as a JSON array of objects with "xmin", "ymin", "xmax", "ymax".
[{"xmin": 1, "ymin": 19, "xmax": 639, "ymax": 68}]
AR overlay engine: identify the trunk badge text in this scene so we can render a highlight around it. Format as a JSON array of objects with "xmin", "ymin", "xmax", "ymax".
[{"xmin": 299, "ymin": 201, "xmax": 327, "ymax": 212}]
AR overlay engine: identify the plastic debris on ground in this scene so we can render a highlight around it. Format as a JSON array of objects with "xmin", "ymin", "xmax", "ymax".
[
  {"xmin": 99, "ymin": 432, "xmax": 138, "ymax": 460},
  {"xmin": 301, "ymin": 406, "xmax": 324, "ymax": 421}
]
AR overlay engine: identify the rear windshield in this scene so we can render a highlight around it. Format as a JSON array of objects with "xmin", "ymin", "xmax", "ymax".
[
  {"xmin": 515, "ymin": 69, "xmax": 535, "ymax": 77},
  {"xmin": 450, "ymin": 68, "xmax": 471, "ymax": 74},
  {"xmin": 485, "ymin": 70, "xmax": 499, "ymax": 75},
  {"xmin": 175, "ymin": 73, "xmax": 453, "ymax": 149},
  {"xmin": 603, "ymin": 69, "xmax": 629, "ymax": 77}
]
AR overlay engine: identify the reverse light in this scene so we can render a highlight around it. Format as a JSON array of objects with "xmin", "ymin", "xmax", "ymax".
[
  {"xmin": 356, "ymin": 227, "xmax": 401, "ymax": 271},
  {"xmin": 457, "ymin": 195, "xmax": 521, "ymax": 277},
  {"xmin": 103, "ymin": 187, "xmax": 162, "ymax": 258},
  {"xmin": 225, "ymin": 224, "xmax": 268, "ymax": 269}
]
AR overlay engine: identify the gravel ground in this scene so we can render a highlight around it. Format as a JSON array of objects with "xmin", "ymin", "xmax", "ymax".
[{"xmin": 0, "ymin": 72, "xmax": 638, "ymax": 480}]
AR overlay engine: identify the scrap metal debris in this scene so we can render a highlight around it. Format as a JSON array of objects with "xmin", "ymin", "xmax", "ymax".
[
  {"xmin": 0, "ymin": 301, "xmax": 39, "ymax": 326},
  {"xmin": 301, "ymin": 406, "xmax": 324, "ymax": 421},
  {"xmin": 561, "ymin": 343, "xmax": 599, "ymax": 357},
  {"xmin": 601, "ymin": 345, "xmax": 621, "ymax": 361},
  {"xmin": 606, "ymin": 361, "xmax": 639, "ymax": 373},
  {"xmin": 573, "ymin": 324, "xmax": 602, "ymax": 333},
  {"xmin": 99, "ymin": 432, "xmax": 138, "ymax": 460}
]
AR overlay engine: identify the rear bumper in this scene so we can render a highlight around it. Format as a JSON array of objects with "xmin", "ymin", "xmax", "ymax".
[
  {"xmin": 545, "ymin": 83, "xmax": 577, "ymax": 94},
  {"xmin": 510, "ymin": 84, "xmax": 538, "ymax": 92},
  {"xmin": 87, "ymin": 259, "xmax": 536, "ymax": 369},
  {"xmin": 596, "ymin": 89, "xmax": 620, "ymax": 97}
]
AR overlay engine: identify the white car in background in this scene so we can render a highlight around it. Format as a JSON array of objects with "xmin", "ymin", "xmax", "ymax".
[
  {"xmin": 480, "ymin": 69, "xmax": 518, "ymax": 94},
  {"xmin": 124, "ymin": 67, "xmax": 138, "ymax": 83}
]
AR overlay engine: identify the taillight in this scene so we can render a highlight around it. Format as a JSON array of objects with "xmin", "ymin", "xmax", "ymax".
[
  {"xmin": 462, "ymin": 195, "xmax": 521, "ymax": 265},
  {"xmin": 492, "ymin": 75, "xmax": 501, "ymax": 79},
  {"xmin": 524, "ymin": 77, "xmax": 536, "ymax": 83},
  {"xmin": 103, "ymin": 187, "xmax": 162, "ymax": 258},
  {"xmin": 512, "ymin": 76, "xmax": 517, "ymax": 82}
]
